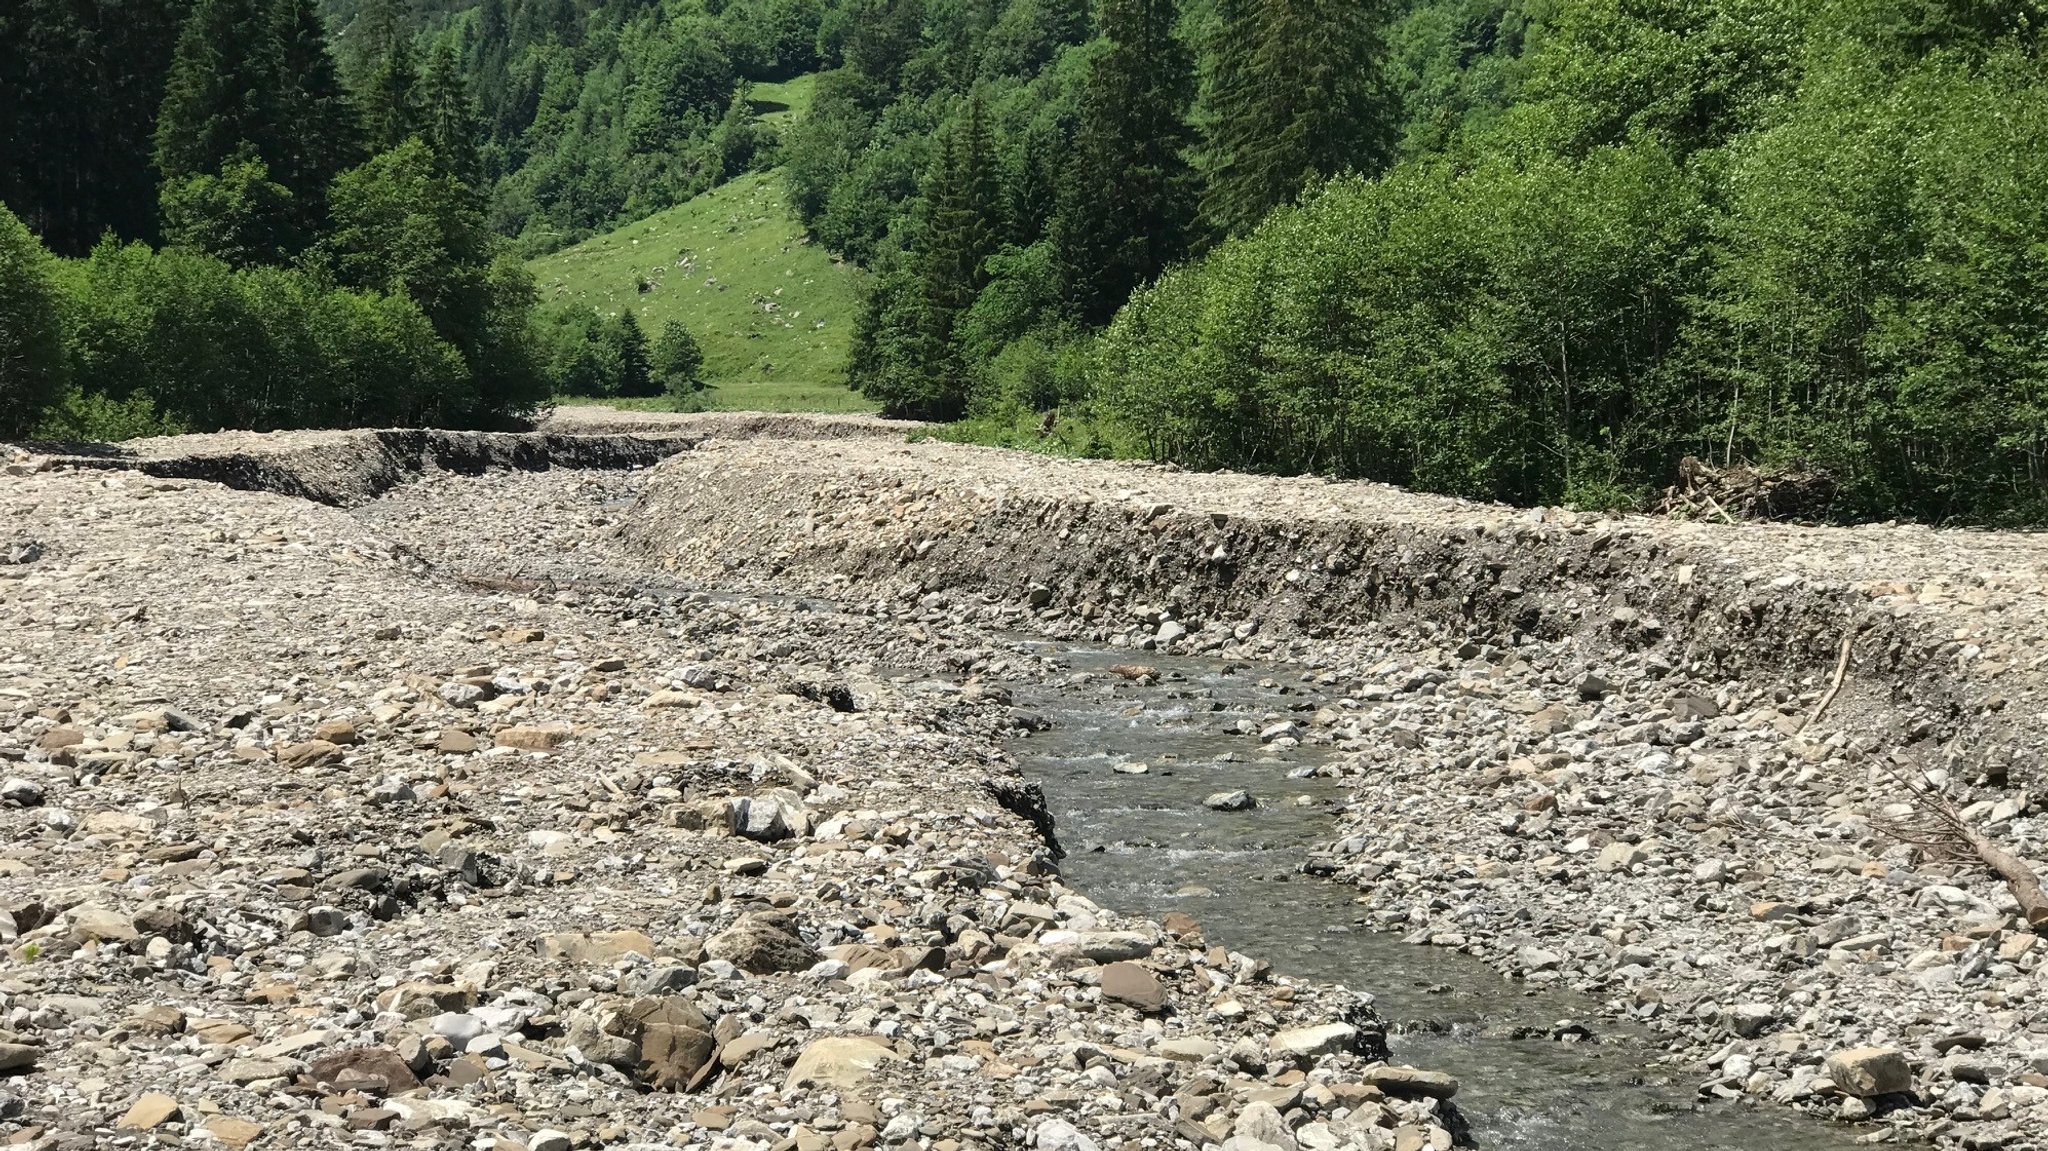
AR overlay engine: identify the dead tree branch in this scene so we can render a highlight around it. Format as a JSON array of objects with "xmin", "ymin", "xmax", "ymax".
[{"xmin": 1876, "ymin": 759, "xmax": 2048, "ymax": 932}]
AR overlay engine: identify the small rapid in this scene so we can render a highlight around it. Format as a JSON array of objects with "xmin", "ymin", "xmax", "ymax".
[{"xmin": 1008, "ymin": 644, "xmax": 1864, "ymax": 1151}]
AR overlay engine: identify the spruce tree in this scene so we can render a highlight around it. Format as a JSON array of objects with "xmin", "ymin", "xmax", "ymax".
[
  {"xmin": 1197, "ymin": 0, "xmax": 1396, "ymax": 240},
  {"xmin": 611, "ymin": 311, "xmax": 655, "ymax": 396},
  {"xmin": 652, "ymin": 320, "xmax": 706, "ymax": 398},
  {"xmin": 154, "ymin": 0, "xmax": 287, "ymax": 187},
  {"xmin": 273, "ymin": 0, "xmax": 364, "ymax": 240},
  {"xmin": 1, "ymin": 0, "xmax": 190, "ymax": 255},
  {"xmin": 418, "ymin": 42, "xmax": 484, "ymax": 196},
  {"xmin": 350, "ymin": 0, "xmax": 421, "ymax": 151},
  {"xmin": 920, "ymin": 91, "xmax": 1004, "ymax": 343},
  {"xmin": 1050, "ymin": 0, "xmax": 1198, "ymax": 326}
]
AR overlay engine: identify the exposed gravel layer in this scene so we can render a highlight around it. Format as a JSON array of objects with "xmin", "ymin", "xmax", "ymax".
[
  {"xmin": 5, "ymin": 408, "xmax": 917, "ymax": 506},
  {"xmin": 629, "ymin": 433, "xmax": 2048, "ymax": 1148},
  {"xmin": 0, "ymin": 431, "xmax": 1460, "ymax": 1151}
]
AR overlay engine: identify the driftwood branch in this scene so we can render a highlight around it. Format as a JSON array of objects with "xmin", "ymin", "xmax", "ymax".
[
  {"xmin": 1796, "ymin": 635, "xmax": 1854, "ymax": 736},
  {"xmin": 1876, "ymin": 760, "xmax": 2048, "ymax": 932}
]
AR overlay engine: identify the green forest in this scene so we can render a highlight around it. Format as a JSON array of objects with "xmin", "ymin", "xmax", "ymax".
[{"xmin": 3, "ymin": 0, "xmax": 2046, "ymax": 522}]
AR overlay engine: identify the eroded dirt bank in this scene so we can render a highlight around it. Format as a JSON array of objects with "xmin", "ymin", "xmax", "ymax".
[
  {"xmin": 0, "ymin": 417, "xmax": 1458, "ymax": 1151},
  {"xmin": 631, "ymin": 434, "xmax": 2048, "ymax": 1147}
]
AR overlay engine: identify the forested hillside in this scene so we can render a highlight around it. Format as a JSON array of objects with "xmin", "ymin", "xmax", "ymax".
[
  {"xmin": 0, "ymin": 0, "xmax": 819, "ymax": 436},
  {"xmin": 4, "ymin": 0, "xmax": 2045, "ymax": 522},
  {"xmin": 767, "ymin": 0, "xmax": 2048, "ymax": 523}
]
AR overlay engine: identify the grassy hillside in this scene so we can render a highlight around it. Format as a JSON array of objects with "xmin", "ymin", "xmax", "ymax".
[
  {"xmin": 749, "ymin": 73, "xmax": 817, "ymax": 128},
  {"xmin": 528, "ymin": 164, "xmax": 870, "ymax": 413}
]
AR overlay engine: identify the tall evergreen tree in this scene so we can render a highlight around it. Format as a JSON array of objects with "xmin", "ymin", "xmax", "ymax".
[
  {"xmin": 273, "ymin": 0, "xmax": 365, "ymax": 240},
  {"xmin": 0, "ymin": 0, "xmax": 191, "ymax": 255},
  {"xmin": 1050, "ymin": 0, "xmax": 1198, "ymax": 326},
  {"xmin": 1197, "ymin": 0, "xmax": 1396, "ymax": 239},
  {"xmin": 920, "ymin": 91, "xmax": 1004, "ymax": 346},
  {"xmin": 419, "ymin": 41, "xmax": 485, "ymax": 196},
  {"xmin": 610, "ymin": 311, "xmax": 655, "ymax": 396},
  {"xmin": 154, "ymin": 0, "xmax": 286, "ymax": 186},
  {"xmin": 350, "ymin": 0, "xmax": 422, "ymax": 150}
]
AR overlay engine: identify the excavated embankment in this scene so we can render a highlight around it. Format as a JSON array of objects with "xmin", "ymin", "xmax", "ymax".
[
  {"xmin": 632, "ymin": 437, "xmax": 2048, "ymax": 773},
  {"xmin": 631, "ymin": 434, "xmax": 2048, "ymax": 1146}
]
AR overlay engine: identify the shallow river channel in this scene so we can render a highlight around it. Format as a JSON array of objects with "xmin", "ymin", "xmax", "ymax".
[{"xmin": 1008, "ymin": 644, "xmax": 1863, "ymax": 1151}]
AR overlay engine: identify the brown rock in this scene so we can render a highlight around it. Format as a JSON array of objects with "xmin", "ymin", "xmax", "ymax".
[
  {"xmin": 639, "ymin": 1021, "xmax": 716, "ymax": 1089},
  {"xmin": 65, "ymin": 904, "xmax": 140, "ymax": 944},
  {"xmin": 1825, "ymin": 1048, "xmax": 1913, "ymax": 1097},
  {"xmin": 494, "ymin": 723, "xmax": 572, "ymax": 751},
  {"xmin": 127, "ymin": 1005, "xmax": 187, "ymax": 1036},
  {"xmin": 436, "ymin": 729, "xmax": 480, "ymax": 754},
  {"xmin": 1363, "ymin": 1065, "xmax": 1460, "ymax": 1099},
  {"xmin": 315, "ymin": 720, "xmax": 359, "ymax": 745},
  {"xmin": 717, "ymin": 1032, "xmax": 778, "ymax": 1069},
  {"xmin": 0, "ymin": 1043, "xmax": 38, "ymax": 1072},
  {"xmin": 538, "ymin": 930, "xmax": 655, "ymax": 963},
  {"xmin": 1100, "ymin": 961, "xmax": 1168, "ymax": 1013},
  {"xmin": 707, "ymin": 915, "xmax": 819, "ymax": 974},
  {"xmin": 118, "ymin": 1093, "xmax": 182, "ymax": 1130},
  {"xmin": 309, "ymin": 1046, "xmax": 422, "ymax": 1094},
  {"xmin": 785, "ymin": 1036, "xmax": 903, "ymax": 1092},
  {"xmin": 189, "ymin": 1018, "xmax": 254, "ymax": 1046},
  {"xmin": 277, "ymin": 740, "xmax": 345, "ymax": 770},
  {"xmin": 201, "ymin": 1118, "xmax": 264, "ymax": 1149}
]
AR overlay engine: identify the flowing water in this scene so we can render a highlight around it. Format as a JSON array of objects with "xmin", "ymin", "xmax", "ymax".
[{"xmin": 1008, "ymin": 644, "xmax": 1862, "ymax": 1151}]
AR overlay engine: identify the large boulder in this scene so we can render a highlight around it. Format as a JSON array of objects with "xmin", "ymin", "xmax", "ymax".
[
  {"xmin": 1100, "ymin": 962, "xmax": 1168, "ymax": 1013},
  {"xmin": 707, "ymin": 914, "xmax": 819, "ymax": 974},
  {"xmin": 1825, "ymin": 1048, "xmax": 1913, "ymax": 1098},
  {"xmin": 784, "ymin": 1035, "xmax": 903, "ymax": 1092}
]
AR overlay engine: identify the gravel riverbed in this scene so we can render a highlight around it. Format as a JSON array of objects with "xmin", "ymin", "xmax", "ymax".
[
  {"xmin": 0, "ymin": 439, "xmax": 1458, "ymax": 1151},
  {"xmin": 3, "ymin": 413, "xmax": 2045, "ymax": 1151}
]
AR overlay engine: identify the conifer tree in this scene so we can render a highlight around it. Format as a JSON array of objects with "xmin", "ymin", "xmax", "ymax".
[
  {"xmin": 652, "ymin": 320, "xmax": 706, "ymax": 398},
  {"xmin": 1197, "ymin": 0, "xmax": 1395, "ymax": 239},
  {"xmin": 419, "ymin": 42, "xmax": 485, "ymax": 197},
  {"xmin": 611, "ymin": 311, "xmax": 655, "ymax": 396},
  {"xmin": 920, "ymin": 91, "xmax": 1004, "ymax": 347},
  {"xmin": 1, "ymin": 0, "xmax": 189, "ymax": 255},
  {"xmin": 273, "ymin": 0, "xmax": 365, "ymax": 240},
  {"xmin": 1050, "ymin": 0, "xmax": 1198, "ymax": 326},
  {"xmin": 351, "ymin": 0, "xmax": 422, "ymax": 151},
  {"xmin": 154, "ymin": 0, "xmax": 287, "ymax": 186}
]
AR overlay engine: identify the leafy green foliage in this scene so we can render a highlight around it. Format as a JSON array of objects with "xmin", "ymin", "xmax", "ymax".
[
  {"xmin": 0, "ymin": 203, "xmax": 70, "ymax": 437},
  {"xmin": 62, "ymin": 239, "xmax": 473, "ymax": 430},
  {"xmin": 1087, "ymin": 0, "xmax": 2048, "ymax": 522},
  {"xmin": 159, "ymin": 146, "xmax": 300, "ymax": 266}
]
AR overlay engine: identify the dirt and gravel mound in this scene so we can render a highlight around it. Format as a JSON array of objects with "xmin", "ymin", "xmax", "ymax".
[{"xmin": 3, "ymin": 407, "xmax": 919, "ymax": 506}]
